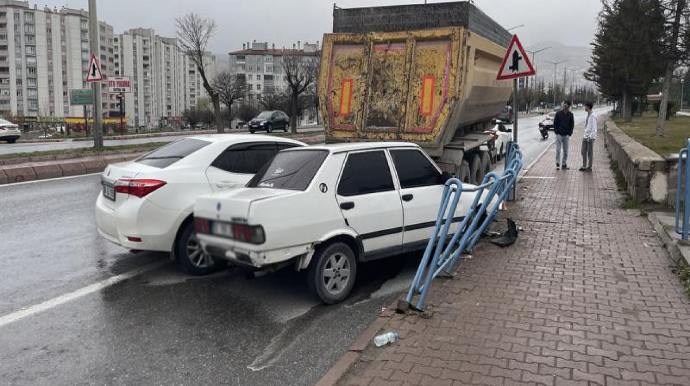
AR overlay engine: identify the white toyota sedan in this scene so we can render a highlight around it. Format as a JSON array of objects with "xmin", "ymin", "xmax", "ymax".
[
  {"xmin": 0, "ymin": 119, "xmax": 21, "ymax": 143},
  {"xmin": 96, "ymin": 134, "xmax": 306, "ymax": 275},
  {"xmin": 194, "ymin": 142, "xmax": 496, "ymax": 304}
]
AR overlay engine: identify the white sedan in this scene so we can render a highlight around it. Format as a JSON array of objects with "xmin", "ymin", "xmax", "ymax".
[
  {"xmin": 96, "ymin": 134, "xmax": 306, "ymax": 275},
  {"xmin": 194, "ymin": 142, "xmax": 496, "ymax": 304},
  {"xmin": 0, "ymin": 119, "xmax": 21, "ymax": 143},
  {"xmin": 489, "ymin": 123, "xmax": 513, "ymax": 161}
]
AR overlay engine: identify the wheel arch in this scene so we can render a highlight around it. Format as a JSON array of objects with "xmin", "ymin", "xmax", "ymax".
[{"xmin": 297, "ymin": 231, "xmax": 363, "ymax": 271}]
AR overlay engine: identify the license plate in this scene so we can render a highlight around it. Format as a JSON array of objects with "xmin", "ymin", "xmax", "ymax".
[
  {"xmin": 212, "ymin": 222, "xmax": 233, "ymax": 238},
  {"xmin": 102, "ymin": 183, "xmax": 116, "ymax": 201}
]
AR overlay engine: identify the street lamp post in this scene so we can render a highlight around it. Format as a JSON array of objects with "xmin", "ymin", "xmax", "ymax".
[
  {"xmin": 526, "ymin": 46, "xmax": 550, "ymax": 101},
  {"xmin": 546, "ymin": 60, "xmax": 566, "ymax": 108}
]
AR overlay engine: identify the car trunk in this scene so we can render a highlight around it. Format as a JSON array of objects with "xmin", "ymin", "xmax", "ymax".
[
  {"xmin": 195, "ymin": 188, "xmax": 295, "ymax": 223},
  {"xmin": 100, "ymin": 161, "xmax": 160, "ymax": 211}
]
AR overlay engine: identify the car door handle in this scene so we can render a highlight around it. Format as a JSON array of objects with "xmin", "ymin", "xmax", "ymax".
[
  {"xmin": 340, "ymin": 202, "xmax": 355, "ymax": 210},
  {"xmin": 402, "ymin": 194, "xmax": 414, "ymax": 202}
]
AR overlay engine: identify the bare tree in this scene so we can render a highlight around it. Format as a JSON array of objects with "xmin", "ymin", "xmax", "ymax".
[
  {"xmin": 176, "ymin": 13, "xmax": 223, "ymax": 132},
  {"xmin": 282, "ymin": 54, "xmax": 320, "ymax": 134},
  {"xmin": 213, "ymin": 71, "xmax": 246, "ymax": 127},
  {"xmin": 259, "ymin": 88, "xmax": 288, "ymax": 111}
]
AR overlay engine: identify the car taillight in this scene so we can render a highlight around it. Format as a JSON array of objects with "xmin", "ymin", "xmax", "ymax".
[
  {"xmin": 114, "ymin": 179, "xmax": 166, "ymax": 198},
  {"xmin": 232, "ymin": 223, "xmax": 265, "ymax": 244},
  {"xmin": 194, "ymin": 218, "xmax": 211, "ymax": 234}
]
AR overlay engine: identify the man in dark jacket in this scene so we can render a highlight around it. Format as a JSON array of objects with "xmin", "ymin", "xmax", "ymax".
[{"xmin": 553, "ymin": 100, "xmax": 575, "ymax": 170}]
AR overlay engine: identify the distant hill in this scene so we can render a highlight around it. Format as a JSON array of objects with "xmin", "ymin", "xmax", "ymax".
[{"xmin": 528, "ymin": 41, "xmax": 594, "ymax": 89}]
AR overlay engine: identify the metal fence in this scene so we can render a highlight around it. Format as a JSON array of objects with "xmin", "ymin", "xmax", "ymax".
[
  {"xmin": 676, "ymin": 139, "xmax": 690, "ymax": 241},
  {"xmin": 402, "ymin": 142, "xmax": 523, "ymax": 312}
]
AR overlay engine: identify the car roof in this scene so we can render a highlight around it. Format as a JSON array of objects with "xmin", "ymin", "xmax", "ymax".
[
  {"xmin": 284, "ymin": 142, "xmax": 420, "ymax": 154},
  {"xmin": 184, "ymin": 133, "xmax": 304, "ymax": 145}
]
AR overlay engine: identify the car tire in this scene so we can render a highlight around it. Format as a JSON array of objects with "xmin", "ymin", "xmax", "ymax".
[
  {"xmin": 175, "ymin": 221, "xmax": 226, "ymax": 276},
  {"xmin": 7, "ymin": 138, "xmax": 16, "ymax": 144},
  {"xmin": 266, "ymin": 123, "xmax": 273, "ymax": 133},
  {"xmin": 307, "ymin": 242, "xmax": 357, "ymax": 305},
  {"xmin": 457, "ymin": 160, "xmax": 471, "ymax": 184},
  {"xmin": 249, "ymin": 130, "xmax": 255, "ymax": 134},
  {"xmin": 469, "ymin": 153, "xmax": 482, "ymax": 185},
  {"xmin": 284, "ymin": 124, "xmax": 288, "ymax": 133},
  {"xmin": 499, "ymin": 144, "xmax": 504, "ymax": 160}
]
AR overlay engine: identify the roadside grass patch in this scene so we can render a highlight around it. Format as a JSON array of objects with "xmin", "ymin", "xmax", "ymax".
[
  {"xmin": 614, "ymin": 113, "xmax": 690, "ymax": 158},
  {"xmin": 0, "ymin": 142, "xmax": 168, "ymax": 161},
  {"xmin": 676, "ymin": 258, "xmax": 690, "ymax": 298}
]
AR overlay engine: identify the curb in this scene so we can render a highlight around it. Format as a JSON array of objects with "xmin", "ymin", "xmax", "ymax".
[
  {"xmin": 0, "ymin": 152, "xmax": 145, "ymax": 185},
  {"xmin": 314, "ymin": 298, "xmax": 400, "ymax": 386},
  {"xmin": 647, "ymin": 212, "xmax": 690, "ymax": 266}
]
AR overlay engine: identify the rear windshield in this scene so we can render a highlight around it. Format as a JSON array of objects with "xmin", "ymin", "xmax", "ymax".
[
  {"xmin": 136, "ymin": 138, "xmax": 211, "ymax": 168},
  {"xmin": 247, "ymin": 150, "xmax": 328, "ymax": 191}
]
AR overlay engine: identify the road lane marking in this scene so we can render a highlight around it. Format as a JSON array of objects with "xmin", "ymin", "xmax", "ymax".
[
  {"xmin": 0, "ymin": 172, "xmax": 101, "ymax": 187},
  {"xmin": 0, "ymin": 260, "xmax": 167, "ymax": 328}
]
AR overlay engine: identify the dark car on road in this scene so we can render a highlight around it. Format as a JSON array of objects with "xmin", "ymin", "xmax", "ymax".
[
  {"xmin": 496, "ymin": 106, "xmax": 513, "ymax": 124},
  {"xmin": 248, "ymin": 111, "xmax": 290, "ymax": 133}
]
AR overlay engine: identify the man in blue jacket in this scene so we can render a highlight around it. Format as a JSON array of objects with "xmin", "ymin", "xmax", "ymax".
[{"xmin": 553, "ymin": 101, "xmax": 575, "ymax": 170}]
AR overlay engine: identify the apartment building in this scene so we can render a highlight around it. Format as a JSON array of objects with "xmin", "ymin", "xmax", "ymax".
[
  {"xmin": 228, "ymin": 40, "xmax": 320, "ymax": 100},
  {"xmin": 0, "ymin": 0, "xmax": 116, "ymax": 119},
  {"xmin": 114, "ymin": 28, "xmax": 217, "ymax": 127}
]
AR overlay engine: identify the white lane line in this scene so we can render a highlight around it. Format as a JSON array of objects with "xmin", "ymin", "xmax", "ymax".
[
  {"xmin": 0, "ymin": 260, "xmax": 167, "ymax": 328},
  {"xmin": 0, "ymin": 172, "xmax": 101, "ymax": 187}
]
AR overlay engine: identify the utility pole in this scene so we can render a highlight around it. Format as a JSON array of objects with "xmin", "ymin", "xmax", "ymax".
[
  {"xmin": 526, "ymin": 46, "xmax": 550, "ymax": 90},
  {"xmin": 89, "ymin": 0, "xmax": 103, "ymax": 149},
  {"xmin": 546, "ymin": 60, "xmax": 566, "ymax": 108}
]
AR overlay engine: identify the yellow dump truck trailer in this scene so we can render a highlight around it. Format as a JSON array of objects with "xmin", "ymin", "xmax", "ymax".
[{"xmin": 318, "ymin": 1, "xmax": 513, "ymax": 184}]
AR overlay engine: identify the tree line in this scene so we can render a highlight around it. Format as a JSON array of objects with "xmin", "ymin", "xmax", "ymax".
[
  {"xmin": 175, "ymin": 14, "xmax": 319, "ymax": 134},
  {"xmin": 585, "ymin": 0, "xmax": 690, "ymax": 136}
]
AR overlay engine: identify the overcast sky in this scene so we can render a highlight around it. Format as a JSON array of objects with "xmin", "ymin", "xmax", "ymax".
[{"xmin": 38, "ymin": 0, "xmax": 602, "ymax": 53}]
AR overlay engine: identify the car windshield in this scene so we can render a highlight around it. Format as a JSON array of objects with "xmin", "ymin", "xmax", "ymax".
[
  {"xmin": 136, "ymin": 138, "xmax": 211, "ymax": 168},
  {"xmin": 247, "ymin": 150, "xmax": 328, "ymax": 191},
  {"xmin": 256, "ymin": 111, "xmax": 273, "ymax": 120},
  {"xmin": 548, "ymin": 113, "xmax": 556, "ymax": 119}
]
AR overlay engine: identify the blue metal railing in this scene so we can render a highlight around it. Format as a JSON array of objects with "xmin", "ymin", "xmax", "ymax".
[
  {"xmin": 402, "ymin": 142, "xmax": 523, "ymax": 311},
  {"xmin": 675, "ymin": 139, "xmax": 690, "ymax": 241}
]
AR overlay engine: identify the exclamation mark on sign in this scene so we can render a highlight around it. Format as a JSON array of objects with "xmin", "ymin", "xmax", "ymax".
[
  {"xmin": 420, "ymin": 75, "xmax": 435, "ymax": 117},
  {"xmin": 338, "ymin": 79, "xmax": 353, "ymax": 117}
]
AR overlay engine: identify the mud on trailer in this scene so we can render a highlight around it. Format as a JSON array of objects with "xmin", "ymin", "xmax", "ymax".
[{"xmin": 318, "ymin": 1, "xmax": 514, "ymax": 185}]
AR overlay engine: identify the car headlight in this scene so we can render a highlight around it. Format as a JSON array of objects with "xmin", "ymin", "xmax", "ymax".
[{"xmin": 260, "ymin": 120, "xmax": 267, "ymax": 125}]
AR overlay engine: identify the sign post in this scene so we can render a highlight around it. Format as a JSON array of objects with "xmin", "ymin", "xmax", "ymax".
[
  {"xmin": 497, "ymin": 35, "xmax": 535, "ymax": 200},
  {"xmin": 87, "ymin": 0, "xmax": 103, "ymax": 149},
  {"xmin": 69, "ymin": 89, "xmax": 94, "ymax": 138},
  {"xmin": 108, "ymin": 77, "xmax": 131, "ymax": 136}
]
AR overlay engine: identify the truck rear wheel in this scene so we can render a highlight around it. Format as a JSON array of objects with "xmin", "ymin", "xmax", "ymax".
[
  {"xmin": 480, "ymin": 152, "xmax": 492, "ymax": 179},
  {"xmin": 469, "ymin": 154, "xmax": 482, "ymax": 185},
  {"xmin": 456, "ymin": 161, "xmax": 471, "ymax": 183}
]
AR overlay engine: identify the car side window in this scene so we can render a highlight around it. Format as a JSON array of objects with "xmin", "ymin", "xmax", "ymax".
[
  {"xmin": 390, "ymin": 149, "xmax": 443, "ymax": 189},
  {"xmin": 338, "ymin": 151, "xmax": 395, "ymax": 197},
  {"xmin": 212, "ymin": 143, "xmax": 277, "ymax": 174}
]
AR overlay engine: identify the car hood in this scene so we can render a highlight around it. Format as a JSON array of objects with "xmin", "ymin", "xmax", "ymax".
[{"xmin": 194, "ymin": 188, "xmax": 297, "ymax": 222}]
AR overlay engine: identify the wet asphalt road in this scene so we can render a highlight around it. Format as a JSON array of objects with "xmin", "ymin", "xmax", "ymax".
[
  {"xmin": 0, "ymin": 126, "xmax": 324, "ymax": 155},
  {"xmin": 0, "ymin": 174, "xmax": 418, "ymax": 386},
  {"xmin": 0, "ymin": 108, "xmax": 611, "ymax": 386}
]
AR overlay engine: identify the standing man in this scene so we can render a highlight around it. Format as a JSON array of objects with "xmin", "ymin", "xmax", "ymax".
[
  {"xmin": 580, "ymin": 102, "xmax": 598, "ymax": 171},
  {"xmin": 554, "ymin": 100, "xmax": 575, "ymax": 170}
]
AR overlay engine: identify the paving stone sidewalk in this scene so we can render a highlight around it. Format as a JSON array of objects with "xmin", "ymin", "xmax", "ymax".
[{"xmin": 337, "ymin": 121, "xmax": 690, "ymax": 386}]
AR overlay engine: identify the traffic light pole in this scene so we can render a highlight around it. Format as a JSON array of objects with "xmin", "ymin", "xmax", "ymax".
[{"xmin": 89, "ymin": 0, "xmax": 103, "ymax": 149}]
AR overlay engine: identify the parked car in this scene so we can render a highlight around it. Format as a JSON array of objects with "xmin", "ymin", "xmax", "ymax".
[
  {"xmin": 95, "ymin": 134, "xmax": 306, "ymax": 275},
  {"xmin": 496, "ymin": 106, "xmax": 513, "ymax": 124},
  {"xmin": 489, "ymin": 123, "xmax": 512, "ymax": 160},
  {"xmin": 539, "ymin": 113, "xmax": 556, "ymax": 130},
  {"xmin": 194, "ymin": 142, "xmax": 497, "ymax": 304},
  {"xmin": 248, "ymin": 111, "xmax": 289, "ymax": 133},
  {"xmin": 0, "ymin": 119, "xmax": 21, "ymax": 143}
]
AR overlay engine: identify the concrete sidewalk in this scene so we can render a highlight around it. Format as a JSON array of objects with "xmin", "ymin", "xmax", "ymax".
[{"xmin": 326, "ymin": 122, "xmax": 690, "ymax": 385}]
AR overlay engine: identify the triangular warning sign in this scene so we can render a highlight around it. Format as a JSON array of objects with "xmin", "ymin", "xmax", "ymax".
[
  {"xmin": 85, "ymin": 54, "xmax": 103, "ymax": 83},
  {"xmin": 497, "ymin": 35, "xmax": 536, "ymax": 81}
]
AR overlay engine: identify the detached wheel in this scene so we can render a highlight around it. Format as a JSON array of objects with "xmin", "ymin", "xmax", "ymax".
[
  {"xmin": 307, "ymin": 242, "xmax": 357, "ymax": 304},
  {"xmin": 249, "ymin": 130, "xmax": 255, "ymax": 134},
  {"xmin": 175, "ymin": 221, "xmax": 226, "ymax": 276}
]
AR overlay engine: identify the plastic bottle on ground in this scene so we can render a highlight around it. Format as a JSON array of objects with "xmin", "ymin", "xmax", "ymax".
[{"xmin": 373, "ymin": 332, "xmax": 398, "ymax": 347}]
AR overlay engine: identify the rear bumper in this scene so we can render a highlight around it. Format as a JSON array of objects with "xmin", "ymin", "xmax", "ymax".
[
  {"xmin": 95, "ymin": 194, "xmax": 185, "ymax": 252},
  {"xmin": 198, "ymin": 233, "xmax": 312, "ymax": 268}
]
